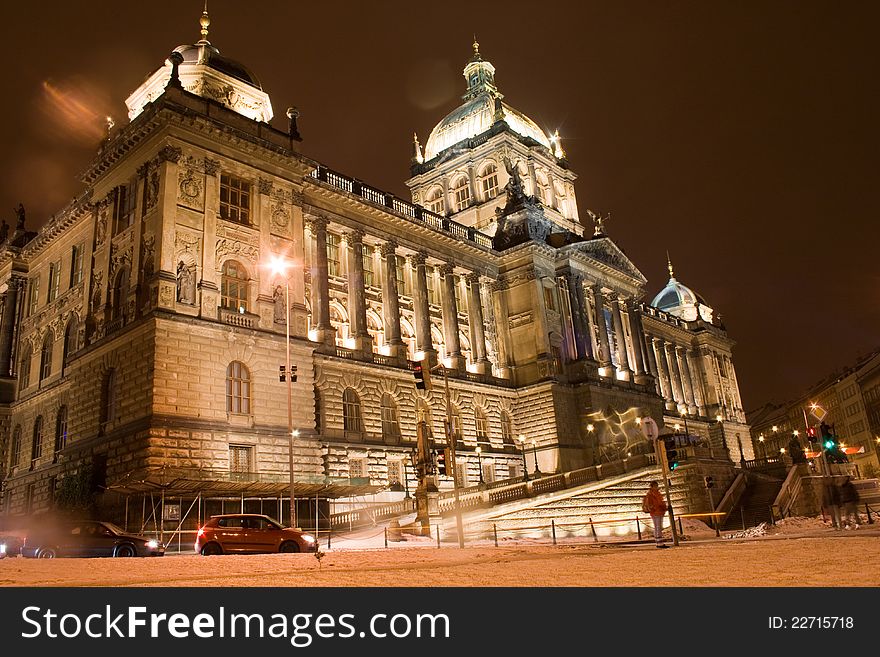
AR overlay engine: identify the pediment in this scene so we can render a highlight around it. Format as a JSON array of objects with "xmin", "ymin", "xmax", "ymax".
[{"xmin": 571, "ymin": 237, "xmax": 647, "ymax": 284}]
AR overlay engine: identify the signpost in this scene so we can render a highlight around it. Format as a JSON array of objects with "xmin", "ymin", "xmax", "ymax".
[{"xmin": 641, "ymin": 416, "xmax": 679, "ymax": 547}]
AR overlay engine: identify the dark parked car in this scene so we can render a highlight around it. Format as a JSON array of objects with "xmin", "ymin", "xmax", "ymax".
[
  {"xmin": 20, "ymin": 520, "xmax": 165, "ymax": 558},
  {"xmin": 0, "ymin": 530, "xmax": 26, "ymax": 558},
  {"xmin": 195, "ymin": 514, "xmax": 317, "ymax": 555}
]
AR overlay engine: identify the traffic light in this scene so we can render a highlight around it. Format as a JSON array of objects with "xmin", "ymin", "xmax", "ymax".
[
  {"xmin": 436, "ymin": 449, "xmax": 447, "ymax": 476},
  {"xmin": 279, "ymin": 365, "xmax": 298, "ymax": 382},
  {"xmin": 412, "ymin": 362, "xmax": 432, "ymax": 391},
  {"xmin": 662, "ymin": 436, "xmax": 679, "ymax": 471},
  {"xmin": 806, "ymin": 427, "xmax": 816, "ymax": 439},
  {"xmin": 704, "ymin": 475, "xmax": 714, "ymax": 489},
  {"xmin": 820, "ymin": 423, "xmax": 847, "ymax": 463}
]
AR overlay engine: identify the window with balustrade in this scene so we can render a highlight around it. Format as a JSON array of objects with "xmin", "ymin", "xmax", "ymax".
[
  {"xmin": 226, "ymin": 361, "xmax": 251, "ymax": 415},
  {"xmin": 475, "ymin": 407, "xmax": 490, "ymax": 446},
  {"xmin": 220, "ymin": 174, "xmax": 251, "ymax": 224},
  {"xmin": 426, "ymin": 187, "xmax": 445, "ymax": 215},
  {"xmin": 221, "ymin": 260, "xmax": 249, "ymax": 312}
]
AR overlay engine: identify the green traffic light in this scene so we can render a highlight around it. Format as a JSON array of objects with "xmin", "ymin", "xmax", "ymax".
[{"xmin": 824, "ymin": 440, "xmax": 835, "ymax": 449}]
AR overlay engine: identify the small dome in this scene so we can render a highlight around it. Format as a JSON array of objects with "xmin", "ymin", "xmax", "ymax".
[
  {"xmin": 173, "ymin": 43, "xmax": 263, "ymax": 89},
  {"xmin": 652, "ymin": 263, "xmax": 714, "ymax": 323}
]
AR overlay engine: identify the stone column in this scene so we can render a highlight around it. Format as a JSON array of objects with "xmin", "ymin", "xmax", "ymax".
[
  {"xmin": 411, "ymin": 252, "xmax": 434, "ymax": 356},
  {"xmin": 380, "ymin": 241, "xmax": 405, "ymax": 359},
  {"xmin": 644, "ymin": 332, "xmax": 662, "ymax": 395},
  {"xmin": 467, "ymin": 163, "xmax": 478, "ymax": 205},
  {"xmin": 687, "ymin": 349, "xmax": 707, "ymax": 414},
  {"xmin": 626, "ymin": 300, "xmax": 645, "ymax": 377},
  {"xmin": 466, "ymin": 273, "xmax": 488, "ymax": 373},
  {"xmin": 0, "ymin": 277, "xmax": 24, "ymax": 377},
  {"xmin": 678, "ymin": 345, "xmax": 698, "ymax": 414},
  {"xmin": 575, "ymin": 279, "xmax": 594, "ymax": 360},
  {"xmin": 490, "ymin": 277, "xmax": 512, "ymax": 378},
  {"xmin": 610, "ymin": 295, "xmax": 631, "ymax": 379},
  {"xmin": 440, "ymin": 263, "xmax": 464, "ymax": 370},
  {"xmin": 653, "ymin": 337, "xmax": 676, "ymax": 410},
  {"xmin": 564, "ymin": 272, "xmax": 589, "ymax": 360},
  {"xmin": 308, "ymin": 216, "xmax": 334, "ymax": 346},
  {"xmin": 547, "ymin": 172, "xmax": 558, "ymax": 209},
  {"xmin": 345, "ymin": 230, "xmax": 372, "ymax": 354},
  {"xmin": 591, "ymin": 284, "xmax": 612, "ymax": 368},
  {"xmin": 666, "ymin": 342, "xmax": 685, "ymax": 407},
  {"xmin": 526, "ymin": 159, "xmax": 537, "ymax": 198}
]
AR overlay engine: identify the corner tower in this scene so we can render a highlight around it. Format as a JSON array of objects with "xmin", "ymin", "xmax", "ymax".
[{"xmin": 407, "ymin": 41, "xmax": 580, "ymax": 237}]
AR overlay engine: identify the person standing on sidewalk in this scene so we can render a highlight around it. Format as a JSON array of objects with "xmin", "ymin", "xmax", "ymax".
[{"xmin": 643, "ymin": 481, "xmax": 669, "ymax": 548}]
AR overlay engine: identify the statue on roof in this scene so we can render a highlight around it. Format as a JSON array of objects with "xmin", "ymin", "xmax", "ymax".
[
  {"xmin": 502, "ymin": 155, "xmax": 526, "ymax": 205},
  {"xmin": 14, "ymin": 203, "xmax": 25, "ymax": 230},
  {"xmin": 587, "ymin": 209, "xmax": 609, "ymax": 237}
]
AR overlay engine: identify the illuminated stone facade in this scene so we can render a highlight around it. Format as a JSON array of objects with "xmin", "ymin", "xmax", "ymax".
[{"xmin": 0, "ymin": 22, "xmax": 750, "ymax": 517}]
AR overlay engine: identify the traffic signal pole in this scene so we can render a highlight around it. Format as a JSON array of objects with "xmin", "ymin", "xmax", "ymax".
[
  {"xmin": 654, "ymin": 437, "xmax": 680, "ymax": 547},
  {"xmin": 436, "ymin": 364, "xmax": 466, "ymax": 549}
]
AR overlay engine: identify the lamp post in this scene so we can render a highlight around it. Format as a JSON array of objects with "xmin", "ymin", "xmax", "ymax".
[
  {"xmin": 476, "ymin": 445, "xmax": 484, "ymax": 484},
  {"xmin": 518, "ymin": 435, "xmax": 529, "ymax": 481},
  {"xmin": 531, "ymin": 440, "xmax": 541, "ymax": 476},
  {"xmin": 269, "ymin": 256, "xmax": 297, "ymax": 529},
  {"xmin": 716, "ymin": 414, "xmax": 728, "ymax": 455},
  {"xmin": 758, "ymin": 435, "xmax": 765, "ymax": 460}
]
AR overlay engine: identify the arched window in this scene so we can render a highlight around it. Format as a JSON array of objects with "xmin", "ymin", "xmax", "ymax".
[
  {"xmin": 380, "ymin": 393, "xmax": 401, "ymax": 443},
  {"xmin": 101, "ymin": 368, "xmax": 117, "ymax": 426},
  {"xmin": 426, "ymin": 187, "xmax": 445, "ymax": 215},
  {"xmin": 18, "ymin": 346, "xmax": 31, "ymax": 393},
  {"xmin": 501, "ymin": 411, "xmax": 515, "ymax": 446},
  {"xmin": 453, "ymin": 177, "xmax": 471, "ymax": 212},
  {"xmin": 40, "ymin": 333, "xmax": 53, "ymax": 382},
  {"xmin": 54, "ymin": 406, "xmax": 68, "ymax": 458},
  {"xmin": 10, "ymin": 425, "xmax": 22, "ymax": 472},
  {"xmin": 416, "ymin": 398, "xmax": 433, "ymax": 442},
  {"xmin": 226, "ymin": 361, "xmax": 251, "ymax": 414},
  {"xmin": 63, "ymin": 320, "xmax": 77, "ymax": 363},
  {"xmin": 111, "ymin": 267, "xmax": 129, "ymax": 321},
  {"xmin": 221, "ymin": 260, "xmax": 249, "ymax": 313},
  {"xmin": 480, "ymin": 164, "xmax": 498, "ymax": 199},
  {"xmin": 475, "ymin": 407, "xmax": 490, "ymax": 445},
  {"xmin": 31, "ymin": 416, "xmax": 44, "ymax": 467},
  {"xmin": 342, "ymin": 388, "xmax": 363, "ymax": 435}
]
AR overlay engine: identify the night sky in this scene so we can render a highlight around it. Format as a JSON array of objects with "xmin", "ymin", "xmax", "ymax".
[{"xmin": 1, "ymin": 1, "xmax": 877, "ymax": 412}]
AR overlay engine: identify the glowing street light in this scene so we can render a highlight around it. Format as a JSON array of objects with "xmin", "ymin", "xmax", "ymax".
[
  {"xmin": 518, "ymin": 435, "xmax": 529, "ymax": 481},
  {"xmin": 531, "ymin": 439, "xmax": 541, "ymax": 476}
]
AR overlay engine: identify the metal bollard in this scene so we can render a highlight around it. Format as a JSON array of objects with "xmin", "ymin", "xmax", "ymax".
[
  {"xmin": 493, "ymin": 523, "xmax": 498, "ymax": 547},
  {"xmin": 741, "ymin": 508, "xmax": 746, "ymax": 531},
  {"xmin": 636, "ymin": 517, "xmax": 642, "ymax": 541},
  {"xmin": 551, "ymin": 519, "xmax": 557, "ymax": 545},
  {"xmin": 677, "ymin": 516, "xmax": 683, "ymax": 535},
  {"xmin": 327, "ymin": 526, "xmax": 332, "ymax": 550},
  {"xmin": 867, "ymin": 503, "xmax": 874, "ymax": 524},
  {"xmin": 436, "ymin": 525, "xmax": 441, "ymax": 549},
  {"xmin": 384, "ymin": 527, "xmax": 388, "ymax": 548},
  {"xmin": 768, "ymin": 506, "xmax": 775, "ymax": 525},
  {"xmin": 714, "ymin": 514, "xmax": 720, "ymax": 538},
  {"xmin": 589, "ymin": 517, "xmax": 597, "ymax": 542}
]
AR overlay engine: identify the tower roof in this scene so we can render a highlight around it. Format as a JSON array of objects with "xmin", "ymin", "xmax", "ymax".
[
  {"xmin": 651, "ymin": 257, "xmax": 715, "ymax": 323},
  {"xmin": 422, "ymin": 43, "xmax": 551, "ymax": 161}
]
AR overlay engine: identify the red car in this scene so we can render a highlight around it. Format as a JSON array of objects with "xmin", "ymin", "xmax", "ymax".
[{"xmin": 195, "ymin": 514, "xmax": 317, "ymax": 555}]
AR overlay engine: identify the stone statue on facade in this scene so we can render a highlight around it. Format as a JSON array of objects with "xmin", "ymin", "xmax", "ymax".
[
  {"xmin": 502, "ymin": 155, "xmax": 526, "ymax": 206},
  {"xmin": 273, "ymin": 285, "xmax": 286, "ymax": 323},
  {"xmin": 14, "ymin": 203, "xmax": 25, "ymax": 229},
  {"xmin": 0, "ymin": 219, "xmax": 8, "ymax": 242},
  {"xmin": 176, "ymin": 261, "xmax": 196, "ymax": 304}
]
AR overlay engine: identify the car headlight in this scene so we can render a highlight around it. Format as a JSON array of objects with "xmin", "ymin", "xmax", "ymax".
[
  {"xmin": 301, "ymin": 534, "xmax": 316, "ymax": 543},
  {"xmin": 0, "ymin": 543, "xmax": 6, "ymax": 555},
  {"xmin": 146, "ymin": 540, "xmax": 159, "ymax": 549}
]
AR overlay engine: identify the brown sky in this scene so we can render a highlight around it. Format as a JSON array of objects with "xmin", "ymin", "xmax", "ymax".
[{"xmin": 0, "ymin": 1, "xmax": 877, "ymax": 411}]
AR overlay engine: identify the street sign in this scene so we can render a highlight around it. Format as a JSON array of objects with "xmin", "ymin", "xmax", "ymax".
[
  {"xmin": 809, "ymin": 404, "xmax": 827, "ymax": 422},
  {"xmin": 641, "ymin": 416, "xmax": 659, "ymax": 442}
]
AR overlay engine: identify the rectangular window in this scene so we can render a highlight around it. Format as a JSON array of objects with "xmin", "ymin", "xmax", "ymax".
[
  {"xmin": 395, "ymin": 256, "xmax": 408, "ymax": 296},
  {"xmin": 113, "ymin": 182, "xmax": 137, "ymax": 236},
  {"xmin": 425, "ymin": 267, "xmax": 438, "ymax": 305},
  {"xmin": 454, "ymin": 275, "xmax": 465, "ymax": 312},
  {"xmin": 543, "ymin": 286, "xmax": 556, "ymax": 312},
  {"xmin": 456, "ymin": 463, "xmax": 468, "ymax": 487},
  {"xmin": 508, "ymin": 464, "xmax": 521, "ymax": 479},
  {"xmin": 229, "ymin": 445, "xmax": 253, "ymax": 479},
  {"xmin": 28, "ymin": 275, "xmax": 40, "ymax": 316},
  {"xmin": 70, "ymin": 244, "xmax": 84, "ymax": 287},
  {"xmin": 387, "ymin": 459, "xmax": 403, "ymax": 486},
  {"xmin": 47, "ymin": 261, "xmax": 61, "ymax": 303},
  {"xmin": 349, "ymin": 458, "xmax": 367, "ymax": 480},
  {"xmin": 327, "ymin": 233, "xmax": 341, "ymax": 277},
  {"xmin": 362, "ymin": 244, "xmax": 374, "ymax": 287},
  {"xmin": 482, "ymin": 463, "xmax": 495, "ymax": 484},
  {"xmin": 220, "ymin": 174, "xmax": 251, "ymax": 225},
  {"xmin": 482, "ymin": 172, "xmax": 498, "ymax": 199}
]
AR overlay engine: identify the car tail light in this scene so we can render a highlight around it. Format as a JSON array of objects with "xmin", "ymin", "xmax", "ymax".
[{"xmin": 197, "ymin": 527, "xmax": 205, "ymax": 537}]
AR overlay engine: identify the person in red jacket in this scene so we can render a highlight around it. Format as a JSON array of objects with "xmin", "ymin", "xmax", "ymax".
[{"xmin": 642, "ymin": 481, "xmax": 669, "ymax": 548}]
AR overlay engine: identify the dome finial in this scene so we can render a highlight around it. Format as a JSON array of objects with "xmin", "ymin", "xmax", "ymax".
[
  {"xmin": 667, "ymin": 251, "xmax": 675, "ymax": 278},
  {"xmin": 199, "ymin": 1, "xmax": 211, "ymax": 43}
]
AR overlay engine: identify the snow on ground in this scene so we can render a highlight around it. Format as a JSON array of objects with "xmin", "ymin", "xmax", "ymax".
[{"xmin": 2, "ymin": 522, "xmax": 879, "ymax": 587}]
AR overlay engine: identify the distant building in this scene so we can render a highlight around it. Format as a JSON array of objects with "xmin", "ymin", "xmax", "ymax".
[{"xmin": 0, "ymin": 13, "xmax": 750, "ymax": 520}]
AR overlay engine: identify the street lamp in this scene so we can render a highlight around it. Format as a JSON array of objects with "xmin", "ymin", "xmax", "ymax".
[
  {"xmin": 531, "ymin": 440, "xmax": 541, "ymax": 476},
  {"xmin": 518, "ymin": 434, "xmax": 529, "ymax": 481},
  {"xmin": 716, "ymin": 414, "xmax": 728, "ymax": 454},
  {"xmin": 758, "ymin": 435, "xmax": 765, "ymax": 459},
  {"xmin": 269, "ymin": 255, "xmax": 297, "ymax": 528},
  {"xmin": 475, "ymin": 445, "xmax": 484, "ymax": 484}
]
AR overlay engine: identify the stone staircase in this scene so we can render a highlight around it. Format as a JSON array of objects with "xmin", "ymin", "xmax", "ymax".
[{"xmin": 722, "ymin": 472, "xmax": 785, "ymax": 530}]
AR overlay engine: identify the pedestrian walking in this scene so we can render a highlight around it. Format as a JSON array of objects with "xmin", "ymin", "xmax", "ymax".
[
  {"xmin": 642, "ymin": 481, "xmax": 669, "ymax": 548},
  {"xmin": 839, "ymin": 476, "xmax": 860, "ymax": 529}
]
